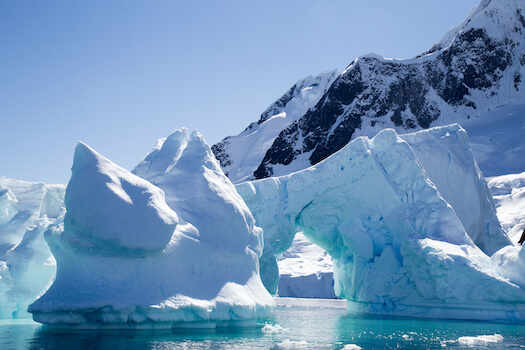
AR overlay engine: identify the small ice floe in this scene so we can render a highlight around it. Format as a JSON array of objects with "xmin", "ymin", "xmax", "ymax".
[
  {"xmin": 457, "ymin": 334, "xmax": 504, "ymax": 345},
  {"xmin": 342, "ymin": 344, "xmax": 362, "ymax": 350},
  {"xmin": 261, "ymin": 322, "xmax": 285, "ymax": 334},
  {"xmin": 276, "ymin": 339, "xmax": 309, "ymax": 348}
]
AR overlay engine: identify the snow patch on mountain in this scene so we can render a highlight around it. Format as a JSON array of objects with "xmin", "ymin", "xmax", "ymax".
[{"xmin": 461, "ymin": 103, "xmax": 525, "ymax": 176}]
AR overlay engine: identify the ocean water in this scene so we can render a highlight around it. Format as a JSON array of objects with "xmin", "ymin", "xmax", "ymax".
[{"xmin": 1, "ymin": 298, "xmax": 524, "ymax": 349}]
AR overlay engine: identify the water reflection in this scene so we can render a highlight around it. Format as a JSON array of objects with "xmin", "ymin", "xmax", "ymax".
[
  {"xmin": 29, "ymin": 325, "xmax": 272, "ymax": 350},
  {"xmin": 4, "ymin": 301, "xmax": 524, "ymax": 350},
  {"xmin": 334, "ymin": 313, "xmax": 525, "ymax": 349}
]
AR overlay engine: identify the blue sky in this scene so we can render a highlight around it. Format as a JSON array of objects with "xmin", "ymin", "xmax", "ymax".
[{"xmin": 0, "ymin": 0, "xmax": 479, "ymax": 184}]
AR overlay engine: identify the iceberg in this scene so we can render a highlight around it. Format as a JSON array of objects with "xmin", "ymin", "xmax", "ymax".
[
  {"xmin": 237, "ymin": 124, "xmax": 525, "ymax": 321},
  {"xmin": 28, "ymin": 130, "xmax": 274, "ymax": 328},
  {"xmin": 0, "ymin": 177, "xmax": 64, "ymax": 318},
  {"xmin": 4, "ymin": 123, "xmax": 525, "ymax": 323}
]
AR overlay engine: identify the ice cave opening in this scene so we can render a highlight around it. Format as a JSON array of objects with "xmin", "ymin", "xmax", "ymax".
[{"xmin": 276, "ymin": 231, "xmax": 336, "ymax": 299}]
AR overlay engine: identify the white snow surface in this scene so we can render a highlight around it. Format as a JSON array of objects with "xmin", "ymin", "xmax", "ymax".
[
  {"xmin": 27, "ymin": 130, "xmax": 274, "ymax": 328},
  {"xmin": 0, "ymin": 177, "xmax": 64, "ymax": 318},
  {"xmin": 237, "ymin": 124, "xmax": 525, "ymax": 321},
  {"xmin": 432, "ymin": 0, "xmax": 523, "ymax": 50}
]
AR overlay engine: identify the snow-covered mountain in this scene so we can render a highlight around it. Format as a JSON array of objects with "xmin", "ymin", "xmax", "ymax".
[
  {"xmin": 211, "ymin": 0, "xmax": 525, "ymax": 299},
  {"xmin": 212, "ymin": 70, "xmax": 339, "ymax": 183},
  {"xmin": 213, "ymin": 0, "xmax": 525, "ymax": 181}
]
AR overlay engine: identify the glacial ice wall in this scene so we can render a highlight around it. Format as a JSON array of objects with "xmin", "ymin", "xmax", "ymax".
[
  {"xmin": 237, "ymin": 124, "xmax": 525, "ymax": 321},
  {"xmin": 28, "ymin": 131, "xmax": 274, "ymax": 328}
]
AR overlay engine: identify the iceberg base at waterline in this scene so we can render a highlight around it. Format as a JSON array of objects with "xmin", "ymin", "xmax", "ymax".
[
  {"xmin": 28, "ymin": 130, "xmax": 274, "ymax": 328},
  {"xmin": 346, "ymin": 300, "xmax": 525, "ymax": 323}
]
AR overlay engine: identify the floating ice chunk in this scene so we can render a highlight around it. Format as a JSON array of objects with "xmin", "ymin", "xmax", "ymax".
[
  {"xmin": 342, "ymin": 345, "xmax": 362, "ymax": 350},
  {"xmin": 457, "ymin": 334, "xmax": 504, "ymax": 345},
  {"xmin": 261, "ymin": 322, "xmax": 285, "ymax": 333},
  {"xmin": 400, "ymin": 124, "xmax": 509, "ymax": 255},
  {"xmin": 487, "ymin": 171, "xmax": 525, "ymax": 244},
  {"xmin": 276, "ymin": 339, "xmax": 309, "ymax": 349},
  {"xmin": 133, "ymin": 128, "xmax": 263, "ymax": 256}
]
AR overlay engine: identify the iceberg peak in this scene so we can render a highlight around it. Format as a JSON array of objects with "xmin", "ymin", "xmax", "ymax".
[{"xmin": 65, "ymin": 141, "xmax": 178, "ymax": 254}]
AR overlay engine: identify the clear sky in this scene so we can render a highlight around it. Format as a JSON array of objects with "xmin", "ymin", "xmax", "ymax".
[{"xmin": 1, "ymin": 0, "xmax": 479, "ymax": 184}]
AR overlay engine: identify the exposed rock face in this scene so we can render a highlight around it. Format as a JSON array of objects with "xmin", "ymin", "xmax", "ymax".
[{"xmin": 213, "ymin": 0, "xmax": 525, "ymax": 181}]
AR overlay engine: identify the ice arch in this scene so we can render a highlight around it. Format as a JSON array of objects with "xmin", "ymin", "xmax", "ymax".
[{"xmin": 236, "ymin": 125, "xmax": 525, "ymax": 321}]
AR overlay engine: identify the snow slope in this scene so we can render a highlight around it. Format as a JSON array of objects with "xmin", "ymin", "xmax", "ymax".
[
  {"xmin": 237, "ymin": 125, "xmax": 525, "ymax": 321},
  {"xmin": 0, "ymin": 178, "xmax": 64, "ymax": 318},
  {"xmin": 28, "ymin": 132, "xmax": 274, "ymax": 328}
]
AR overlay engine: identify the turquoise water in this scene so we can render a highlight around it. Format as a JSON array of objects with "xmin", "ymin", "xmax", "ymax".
[{"xmin": 1, "ymin": 298, "xmax": 524, "ymax": 349}]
